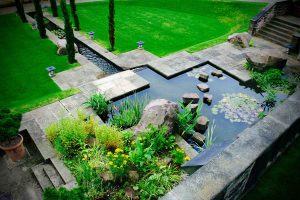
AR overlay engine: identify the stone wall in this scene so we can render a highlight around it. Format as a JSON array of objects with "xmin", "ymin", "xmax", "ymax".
[{"xmin": 161, "ymin": 90, "xmax": 300, "ymax": 200}]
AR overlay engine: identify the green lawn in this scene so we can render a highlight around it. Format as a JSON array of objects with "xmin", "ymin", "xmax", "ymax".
[
  {"xmin": 58, "ymin": 0, "xmax": 265, "ymax": 56},
  {"xmin": 0, "ymin": 14, "xmax": 78, "ymax": 112},
  {"xmin": 243, "ymin": 136, "xmax": 300, "ymax": 200}
]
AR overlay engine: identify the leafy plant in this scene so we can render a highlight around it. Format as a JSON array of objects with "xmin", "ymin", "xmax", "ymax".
[
  {"xmin": 107, "ymin": 148, "xmax": 130, "ymax": 181},
  {"xmin": 95, "ymin": 125, "xmax": 123, "ymax": 150},
  {"xmin": 84, "ymin": 93, "xmax": 111, "ymax": 118},
  {"xmin": 110, "ymin": 95, "xmax": 148, "ymax": 129},
  {"xmin": 0, "ymin": 108, "xmax": 22, "ymax": 143},
  {"xmin": 136, "ymin": 166, "xmax": 181, "ymax": 199},
  {"xmin": 258, "ymin": 111, "xmax": 267, "ymax": 119},
  {"xmin": 52, "ymin": 29, "xmax": 65, "ymax": 39},
  {"xmin": 43, "ymin": 187, "xmax": 87, "ymax": 200},
  {"xmin": 171, "ymin": 148, "xmax": 185, "ymax": 165},
  {"xmin": 249, "ymin": 39, "xmax": 255, "ymax": 47},
  {"xmin": 177, "ymin": 101, "xmax": 202, "ymax": 137},
  {"xmin": 203, "ymin": 120, "xmax": 216, "ymax": 149}
]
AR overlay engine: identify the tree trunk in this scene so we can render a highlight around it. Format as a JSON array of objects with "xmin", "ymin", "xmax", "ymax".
[
  {"xmin": 15, "ymin": 0, "xmax": 27, "ymax": 23},
  {"xmin": 32, "ymin": 0, "xmax": 47, "ymax": 39}
]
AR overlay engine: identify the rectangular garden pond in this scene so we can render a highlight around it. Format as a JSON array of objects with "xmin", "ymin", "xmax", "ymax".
[{"xmin": 111, "ymin": 64, "xmax": 288, "ymax": 151}]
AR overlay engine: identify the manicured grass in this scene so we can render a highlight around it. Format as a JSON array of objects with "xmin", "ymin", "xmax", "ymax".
[
  {"xmin": 0, "ymin": 14, "xmax": 78, "ymax": 112},
  {"xmin": 57, "ymin": 0, "xmax": 265, "ymax": 56},
  {"xmin": 243, "ymin": 136, "xmax": 300, "ymax": 200}
]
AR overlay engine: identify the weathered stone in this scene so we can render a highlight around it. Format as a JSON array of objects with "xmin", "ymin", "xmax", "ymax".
[
  {"xmin": 203, "ymin": 94, "xmax": 213, "ymax": 104},
  {"xmin": 99, "ymin": 172, "xmax": 113, "ymax": 182},
  {"xmin": 195, "ymin": 116, "xmax": 209, "ymax": 132},
  {"xmin": 190, "ymin": 104, "xmax": 198, "ymax": 114},
  {"xmin": 182, "ymin": 93, "xmax": 199, "ymax": 104},
  {"xmin": 211, "ymin": 70, "xmax": 223, "ymax": 78},
  {"xmin": 192, "ymin": 132, "xmax": 206, "ymax": 146},
  {"xmin": 197, "ymin": 83, "xmax": 209, "ymax": 92},
  {"xmin": 245, "ymin": 48, "xmax": 287, "ymax": 71},
  {"xmin": 199, "ymin": 72, "xmax": 209, "ymax": 82},
  {"xmin": 133, "ymin": 99, "xmax": 179, "ymax": 134},
  {"xmin": 228, "ymin": 32, "xmax": 251, "ymax": 48},
  {"xmin": 56, "ymin": 39, "xmax": 78, "ymax": 55},
  {"xmin": 125, "ymin": 187, "xmax": 139, "ymax": 200},
  {"xmin": 129, "ymin": 171, "xmax": 139, "ymax": 182}
]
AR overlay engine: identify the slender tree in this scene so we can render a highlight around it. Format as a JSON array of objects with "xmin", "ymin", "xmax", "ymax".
[
  {"xmin": 70, "ymin": 0, "xmax": 80, "ymax": 31},
  {"xmin": 32, "ymin": 0, "xmax": 47, "ymax": 39},
  {"xmin": 49, "ymin": 0, "xmax": 58, "ymax": 17},
  {"xmin": 15, "ymin": 0, "xmax": 27, "ymax": 23},
  {"xmin": 61, "ymin": 0, "xmax": 76, "ymax": 63},
  {"xmin": 108, "ymin": 0, "xmax": 115, "ymax": 51}
]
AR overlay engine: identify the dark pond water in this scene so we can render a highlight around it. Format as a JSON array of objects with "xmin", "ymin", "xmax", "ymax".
[{"xmin": 113, "ymin": 64, "xmax": 288, "ymax": 150}]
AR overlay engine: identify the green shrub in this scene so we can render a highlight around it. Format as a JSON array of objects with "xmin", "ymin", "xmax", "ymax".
[
  {"xmin": 177, "ymin": 102, "xmax": 202, "ymax": 137},
  {"xmin": 107, "ymin": 148, "xmax": 130, "ymax": 181},
  {"xmin": 95, "ymin": 125, "xmax": 123, "ymax": 150},
  {"xmin": 171, "ymin": 148, "xmax": 185, "ymax": 165},
  {"xmin": 84, "ymin": 93, "xmax": 110, "ymax": 117},
  {"xmin": 110, "ymin": 95, "xmax": 148, "ymax": 129},
  {"xmin": 43, "ymin": 187, "xmax": 87, "ymax": 200},
  {"xmin": 136, "ymin": 166, "xmax": 181, "ymax": 199},
  {"xmin": 0, "ymin": 108, "xmax": 22, "ymax": 143}
]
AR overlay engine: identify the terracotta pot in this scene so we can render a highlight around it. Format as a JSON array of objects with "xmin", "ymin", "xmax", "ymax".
[{"xmin": 0, "ymin": 134, "xmax": 26, "ymax": 161}]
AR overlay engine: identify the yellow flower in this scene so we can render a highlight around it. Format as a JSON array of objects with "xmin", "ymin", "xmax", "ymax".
[
  {"xmin": 125, "ymin": 155, "xmax": 129, "ymax": 159},
  {"xmin": 121, "ymin": 154, "xmax": 125, "ymax": 157},
  {"xmin": 131, "ymin": 141, "xmax": 136, "ymax": 145},
  {"xmin": 184, "ymin": 156, "xmax": 191, "ymax": 161},
  {"xmin": 109, "ymin": 161, "xmax": 113, "ymax": 165},
  {"xmin": 123, "ymin": 160, "xmax": 127, "ymax": 164},
  {"xmin": 114, "ymin": 155, "xmax": 118, "ymax": 158},
  {"xmin": 107, "ymin": 151, "xmax": 112, "ymax": 156},
  {"xmin": 115, "ymin": 148, "xmax": 123, "ymax": 153},
  {"xmin": 114, "ymin": 165, "xmax": 117, "ymax": 168}
]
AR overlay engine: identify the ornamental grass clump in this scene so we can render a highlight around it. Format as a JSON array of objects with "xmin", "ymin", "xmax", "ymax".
[
  {"xmin": 84, "ymin": 93, "xmax": 111, "ymax": 118},
  {"xmin": 95, "ymin": 125, "xmax": 123, "ymax": 150}
]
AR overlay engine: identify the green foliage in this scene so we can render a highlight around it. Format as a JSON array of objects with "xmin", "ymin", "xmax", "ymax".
[
  {"xmin": 177, "ymin": 101, "xmax": 202, "ymax": 137},
  {"xmin": 122, "ymin": 130, "xmax": 133, "ymax": 152},
  {"xmin": 245, "ymin": 65, "xmax": 296, "ymax": 104},
  {"xmin": 46, "ymin": 111, "xmax": 91, "ymax": 158},
  {"xmin": 110, "ymin": 95, "xmax": 148, "ymax": 129},
  {"xmin": 70, "ymin": 0, "xmax": 80, "ymax": 30},
  {"xmin": 130, "ymin": 138, "xmax": 154, "ymax": 172},
  {"xmin": 70, "ymin": 160, "xmax": 105, "ymax": 199},
  {"xmin": 0, "ymin": 108, "xmax": 22, "ymax": 143},
  {"xmin": 15, "ymin": 0, "xmax": 27, "ymax": 23},
  {"xmin": 32, "ymin": 0, "xmax": 47, "ymax": 39},
  {"xmin": 203, "ymin": 120, "xmax": 216, "ymax": 150},
  {"xmin": 52, "ymin": 29, "xmax": 65, "ymax": 39},
  {"xmin": 107, "ymin": 148, "xmax": 130, "ymax": 180},
  {"xmin": 136, "ymin": 166, "xmax": 181, "ymax": 200},
  {"xmin": 258, "ymin": 111, "xmax": 267, "ymax": 119},
  {"xmin": 49, "ymin": 0, "xmax": 58, "ymax": 17},
  {"xmin": 249, "ymin": 39, "xmax": 255, "ymax": 47},
  {"xmin": 84, "ymin": 93, "xmax": 110, "ymax": 117},
  {"xmin": 108, "ymin": 0, "xmax": 115, "ymax": 50},
  {"xmin": 61, "ymin": 0, "xmax": 76, "ymax": 63},
  {"xmin": 171, "ymin": 148, "xmax": 185, "ymax": 165},
  {"xmin": 43, "ymin": 187, "xmax": 87, "ymax": 200},
  {"xmin": 95, "ymin": 125, "xmax": 123, "ymax": 150}
]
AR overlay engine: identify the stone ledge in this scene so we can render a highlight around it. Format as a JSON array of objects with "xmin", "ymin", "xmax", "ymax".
[{"xmin": 161, "ymin": 90, "xmax": 300, "ymax": 200}]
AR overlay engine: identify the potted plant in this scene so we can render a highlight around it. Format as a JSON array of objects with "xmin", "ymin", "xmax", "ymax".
[{"xmin": 0, "ymin": 108, "xmax": 25, "ymax": 161}]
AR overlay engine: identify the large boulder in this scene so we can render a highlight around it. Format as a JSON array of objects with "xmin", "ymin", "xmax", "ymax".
[
  {"xmin": 228, "ymin": 32, "xmax": 252, "ymax": 48},
  {"xmin": 56, "ymin": 39, "xmax": 78, "ymax": 55},
  {"xmin": 133, "ymin": 99, "xmax": 179, "ymax": 134},
  {"xmin": 245, "ymin": 48, "xmax": 287, "ymax": 71}
]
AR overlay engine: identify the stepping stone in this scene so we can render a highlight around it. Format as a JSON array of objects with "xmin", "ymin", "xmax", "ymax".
[
  {"xmin": 199, "ymin": 72, "xmax": 209, "ymax": 82},
  {"xmin": 195, "ymin": 116, "xmax": 209, "ymax": 132},
  {"xmin": 203, "ymin": 94, "xmax": 213, "ymax": 104},
  {"xmin": 182, "ymin": 93, "xmax": 199, "ymax": 104},
  {"xmin": 192, "ymin": 132, "xmax": 206, "ymax": 146},
  {"xmin": 211, "ymin": 70, "xmax": 223, "ymax": 78},
  {"xmin": 197, "ymin": 83, "xmax": 209, "ymax": 92},
  {"xmin": 191, "ymin": 104, "xmax": 198, "ymax": 114}
]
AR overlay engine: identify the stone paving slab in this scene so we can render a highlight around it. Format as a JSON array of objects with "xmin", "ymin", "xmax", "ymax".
[
  {"xmin": 148, "ymin": 51, "xmax": 205, "ymax": 78},
  {"xmin": 91, "ymin": 70, "xmax": 150, "ymax": 100},
  {"xmin": 112, "ymin": 49, "xmax": 160, "ymax": 70},
  {"xmin": 53, "ymin": 63, "xmax": 106, "ymax": 90}
]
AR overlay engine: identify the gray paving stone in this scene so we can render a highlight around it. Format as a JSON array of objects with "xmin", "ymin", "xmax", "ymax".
[{"xmin": 50, "ymin": 157, "xmax": 76, "ymax": 184}]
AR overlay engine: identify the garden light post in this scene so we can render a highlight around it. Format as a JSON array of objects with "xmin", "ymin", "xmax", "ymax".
[
  {"xmin": 137, "ymin": 41, "xmax": 144, "ymax": 49},
  {"xmin": 88, "ymin": 31, "xmax": 95, "ymax": 40},
  {"xmin": 46, "ymin": 66, "xmax": 56, "ymax": 77}
]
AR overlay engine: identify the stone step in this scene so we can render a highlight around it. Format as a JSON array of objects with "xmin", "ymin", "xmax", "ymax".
[
  {"xmin": 274, "ymin": 17, "xmax": 300, "ymax": 29},
  {"xmin": 50, "ymin": 157, "xmax": 77, "ymax": 188},
  {"xmin": 266, "ymin": 23, "xmax": 296, "ymax": 35},
  {"xmin": 256, "ymin": 33, "xmax": 289, "ymax": 47},
  {"xmin": 270, "ymin": 20, "xmax": 298, "ymax": 32},
  {"xmin": 31, "ymin": 164, "xmax": 54, "ymax": 191},
  {"xmin": 262, "ymin": 26, "xmax": 293, "ymax": 39},
  {"xmin": 43, "ymin": 164, "xmax": 64, "ymax": 188},
  {"xmin": 259, "ymin": 29, "xmax": 291, "ymax": 44}
]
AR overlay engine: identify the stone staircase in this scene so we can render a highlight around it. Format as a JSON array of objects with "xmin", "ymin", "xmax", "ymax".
[{"xmin": 257, "ymin": 16, "xmax": 300, "ymax": 47}]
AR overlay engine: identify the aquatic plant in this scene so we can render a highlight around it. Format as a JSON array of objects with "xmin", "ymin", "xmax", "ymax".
[
  {"xmin": 211, "ymin": 93, "xmax": 262, "ymax": 124},
  {"xmin": 83, "ymin": 93, "xmax": 111, "ymax": 118}
]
